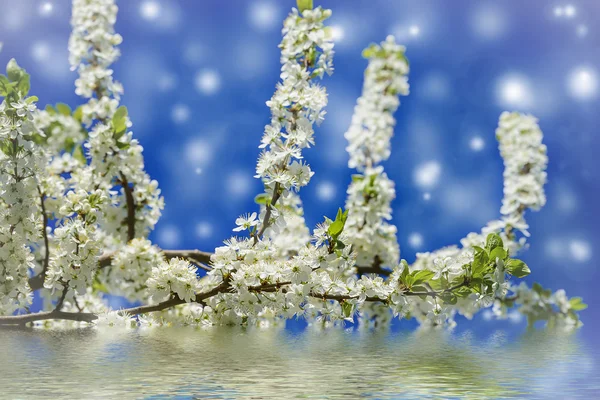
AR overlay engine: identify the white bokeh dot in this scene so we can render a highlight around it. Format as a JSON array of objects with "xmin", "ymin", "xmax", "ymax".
[
  {"xmin": 413, "ymin": 161, "xmax": 442, "ymax": 189},
  {"xmin": 471, "ymin": 4, "xmax": 507, "ymax": 39},
  {"xmin": 423, "ymin": 192, "xmax": 432, "ymax": 201},
  {"xmin": 195, "ymin": 69, "xmax": 221, "ymax": 95},
  {"xmin": 185, "ymin": 138, "xmax": 212, "ymax": 166},
  {"xmin": 227, "ymin": 171, "xmax": 253, "ymax": 196},
  {"xmin": 157, "ymin": 73, "xmax": 177, "ymax": 92},
  {"xmin": 39, "ymin": 1, "xmax": 54, "ymax": 17},
  {"xmin": 496, "ymin": 74, "xmax": 534, "ymax": 108},
  {"xmin": 249, "ymin": 2, "xmax": 279, "ymax": 31},
  {"xmin": 567, "ymin": 66, "xmax": 598, "ymax": 101},
  {"xmin": 569, "ymin": 239, "xmax": 592, "ymax": 263},
  {"xmin": 31, "ymin": 41, "xmax": 51, "ymax": 63},
  {"xmin": 195, "ymin": 222, "xmax": 213, "ymax": 239},
  {"xmin": 545, "ymin": 237, "xmax": 567, "ymax": 259},
  {"xmin": 408, "ymin": 25, "xmax": 420, "ymax": 37},
  {"xmin": 564, "ymin": 4, "xmax": 576, "ymax": 18},
  {"xmin": 157, "ymin": 225, "xmax": 180, "ymax": 247},
  {"xmin": 576, "ymin": 24, "xmax": 588, "ymax": 38},
  {"xmin": 316, "ymin": 181, "xmax": 336, "ymax": 202},
  {"xmin": 330, "ymin": 25, "xmax": 345, "ymax": 42},
  {"xmin": 408, "ymin": 232, "xmax": 424, "ymax": 248},
  {"xmin": 171, "ymin": 104, "xmax": 190, "ymax": 124},
  {"xmin": 140, "ymin": 1, "xmax": 161, "ymax": 21},
  {"xmin": 554, "ymin": 7, "xmax": 564, "ymax": 17},
  {"xmin": 469, "ymin": 136, "xmax": 485, "ymax": 152}
]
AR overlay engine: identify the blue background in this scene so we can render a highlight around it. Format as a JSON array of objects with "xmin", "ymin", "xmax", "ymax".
[{"xmin": 0, "ymin": 0, "xmax": 598, "ymax": 338}]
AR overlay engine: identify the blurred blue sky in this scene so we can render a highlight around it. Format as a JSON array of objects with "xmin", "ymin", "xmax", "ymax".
[{"xmin": 0, "ymin": 0, "xmax": 598, "ymax": 335}]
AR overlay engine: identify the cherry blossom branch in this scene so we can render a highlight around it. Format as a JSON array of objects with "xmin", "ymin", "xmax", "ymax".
[{"xmin": 27, "ymin": 248, "xmax": 214, "ymax": 291}]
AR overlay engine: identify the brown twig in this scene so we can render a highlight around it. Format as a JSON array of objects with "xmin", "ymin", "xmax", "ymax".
[{"xmin": 119, "ymin": 172, "xmax": 136, "ymax": 242}]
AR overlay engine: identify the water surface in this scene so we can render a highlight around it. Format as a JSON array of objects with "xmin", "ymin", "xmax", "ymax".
[{"xmin": 0, "ymin": 327, "xmax": 597, "ymax": 399}]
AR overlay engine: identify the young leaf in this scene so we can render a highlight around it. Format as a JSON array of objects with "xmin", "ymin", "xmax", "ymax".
[
  {"xmin": 297, "ymin": 0, "xmax": 313, "ymax": 13},
  {"xmin": 112, "ymin": 105, "xmax": 128, "ymax": 134},
  {"xmin": 56, "ymin": 103, "xmax": 72, "ymax": 116},
  {"xmin": 411, "ymin": 270, "xmax": 434, "ymax": 286},
  {"xmin": 485, "ymin": 233, "xmax": 504, "ymax": 253},
  {"xmin": 328, "ymin": 220, "xmax": 344, "ymax": 237},
  {"xmin": 6, "ymin": 58, "xmax": 24, "ymax": 82},
  {"xmin": 569, "ymin": 297, "xmax": 588, "ymax": 311},
  {"xmin": 254, "ymin": 193, "xmax": 270, "ymax": 205},
  {"xmin": 505, "ymin": 259, "xmax": 531, "ymax": 278},
  {"xmin": 489, "ymin": 246, "xmax": 507, "ymax": 262}
]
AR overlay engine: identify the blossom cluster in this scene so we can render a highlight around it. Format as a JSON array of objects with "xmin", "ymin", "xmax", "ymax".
[
  {"xmin": 39, "ymin": 0, "xmax": 163, "ymax": 301},
  {"xmin": 147, "ymin": 258, "xmax": 200, "ymax": 303},
  {"xmin": 253, "ymin": 6, "xmax": 334, "ymax": 235},
  {"xmin": 0, "ymin": 62, "xmax": 42, "ymax": 313},
  {"xmin": 343, "ymin": 37, "xmax": 410, "ymax": 269}
]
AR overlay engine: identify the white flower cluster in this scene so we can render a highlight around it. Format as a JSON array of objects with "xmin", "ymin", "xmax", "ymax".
[
  {"xmin": 489, "ymin": 282, "xmax": 585, "ymax": 329},
  {"xmin": 69, "ymin": 0, "xmax": 163, "ymax": 245},
  {"xmin": 147, "ymin": 258, "xmax": 200, "ymax": 303},
  {"xmin": 98, "ymin": 238, "xmax": 164, "ymax": 302},
  {"xmin": 254, "ymin": 6, "xmax": 333, "ymax": 233},
  {"xmin": 0, "ymin": 85, "xmax": 42, "ymax": 313},
  {"xmin": 497, "ymin": 112, "xmax": 548, "ymax": 236},
  {"xmin": 343, "ymin": 37, "xmax": 409, "ymax": 269},
  {"xmin": 69, "ymin": 0, "xmax": 123, "ymax": 99},
  {"xmin": 345, "ymin": 36, "xmax": 410, "ymax": 170},
  {"xmin": 414, "ymin": 112, "xmax": 549, "ymax": 274}
]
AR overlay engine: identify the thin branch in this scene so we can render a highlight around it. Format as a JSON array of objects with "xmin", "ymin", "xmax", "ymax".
[
  {"xmin": 119, "ymin": 172, "xmax": 136, "ymax": 242},
  {"xmin": 54, "ymin": 285, "xmax": 69, "ymax": 311},
  {"xmin": 162, "ymin": 249, "xmax": 213, "ymax": 266},
  {"xmin": 253, "ymin": 182, "xmax": 282, "ymax": 245},
  {"xmin": 37, "ymin": 186, "xmax": 50, "ymax": 281}
]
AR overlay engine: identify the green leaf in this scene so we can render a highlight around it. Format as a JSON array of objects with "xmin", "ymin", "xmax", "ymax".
[
  {"xmin": 341, "ymin": 301, "xmax": 354, "ymax": 319},
  {"xmin": 73, "ymin": 145, "xmax": 86, "ymax": 164},
  {"xmin": 112, "ymin": 105, "xmax": 128, "ymax": 134},
  {"xmin": 16, "ymin": 73, "xmax": 30, "ymax": 96},
  {"xmin": 254, "ymin": 193, "xmax": 270, "ymax": 205},
  {"xmin": 296, "ymin": 0, "xmax": 313, "ymax": 13},
  {"xmin": 485, "ymin": 233, "xmax": 504, "ymax": 253},
  {"xmin": 73, "ymin": 106, "xmax": 83, "ymax": 123},
  {"xmin": 45, "ymin": 104, "xmax": 56, "ymax": 115},
  {"xmin": 411, "ymin": 270, "xmax": 434, "ymax": 286},
  {"xmin": 56, "ymin": 103, "xmax": 71, "ymax": 116},
  {"xmin": 440, "ymin": 292, "xmax": 458, "ymax": 305},
  {"xmin": 0, "ymin": 75, "xmax": 11, "ymax": 96},
  {"xmin": 92, "ymin": 279, "xmax": 109, "ymax": 294},
  {"xmin": 489, "ymin": 246, "xmax": 507, "ymax": 262},
  {"xmin": 569, "ymin": 297, "xmax": 587, "ymax": 311},
  {"xmin": 25, "ymin": 95, "xmax": 38, "ymax": 104},
  {"xmin": 505, "ymin": 259, "xmax": 530, "ymax": 278},
  {"xmin": 335, "ymin": 240, "xmax": 345, "ymax": 249},
  {"xmin": 328, "ymin": 220, "xmax": 344, "ymax": 237},
  {"xmin": 471, "ymin": 249, "xmax": 489, "ymax": 278},
  {"xmin": 6, "ymin": 58, "xmax": 23, "ymax": 82}
]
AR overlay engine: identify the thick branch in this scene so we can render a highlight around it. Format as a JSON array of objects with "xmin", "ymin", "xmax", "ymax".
[{"xmin": 0, "ymin": 282, "xmax": 230, "ymax": 326}]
